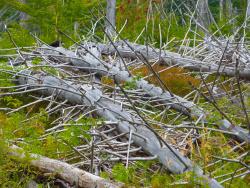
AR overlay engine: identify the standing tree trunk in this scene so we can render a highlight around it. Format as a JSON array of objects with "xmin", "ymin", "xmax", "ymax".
[
  {"xmin": 19, "ymin": 0, "xmax": 28, "ymax": 28},
  {"xmin": 220, "ymin": 0, "xmax": 223, "ymax": 20},
  {"xmin": 19, "ymin": 0, "xmax": 27, "ymax": 19},
  {"xmin": 196, "ymin": 0, "xmax": 211, "ymax": 29},
  {"xmin": 105, "ymin": 0, "xmax": 116, "ymax": 37},
  {"xmin": 247, "ymin": 0, "xmax": 250, "ymax": 17},
  {"xmin": 220, "ymin": 0, "xmax": 233, "ymax": 20}
]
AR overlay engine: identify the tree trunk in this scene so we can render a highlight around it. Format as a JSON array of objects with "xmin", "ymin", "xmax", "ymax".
[
  {"xmin": 19, "ymin": 0, "xmax": 28, "ymax": 28},
  {"xmin": 16, "ymin": 70, "xmax": 223, "ymax": 188},
  {"xmin": 37, "ymin": 43, "xmax": 250, "ymax": 144},
  {"xmin": 9, "ymin": 145, "xmax": 123, "ymax": 188},
  {"xmin": 46, "ymin": 46, "xmax": 203, "ymax": 117},
  {"xmin": 96, "ymin": 41, "xmax": 250, "ymax": 80},
  {"xmin": 196, "ymin": 0, "xmax": 211, "ymax": 29},
  {"xmin": 220, "ymin": 0, "xmax": 223, "ymax": 20},
  {"xmin": 220, "ymin": 0, "xmax": 233, "ymax": 20},
  {"xmin": 87, "ymin": 41, "xmax": 250, "ymax": 144},
  {"xmin": 247, "ymin": 0, "xmax": 250, "ymax": 17},
  {"xmin": 105, "ymin": 0, "xmax": 116, "ymax": 37},
  {"xmin": 227, "ymin": 0, "xmax": 233, "ymax": 18}
]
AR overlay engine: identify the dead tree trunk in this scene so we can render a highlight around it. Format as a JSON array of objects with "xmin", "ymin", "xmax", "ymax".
[
  {"xmin": 197, "ymin": 0, "xmax": 211, "ymax": 29},
  {"xmin": 220, "ymin": 0, "xmax": 233, "ymax": 20},
  {"xmin": 220, "ymin": 0, "xmax": 223, "ymax": 20},
  {"xmin": 9, "ymin": 145, "xmax": 123, "ymax": 188},
  {"xmin": 16, "ymin": 70, "xmax": 222, "ymax": 188},
  {"xmin": 106, "ymin": 0, "xmax": 116, "ymax": 37},
  {"xmin": 89, "ymin": 41, "xmax": 250, "ymax": 144},
  {"xmin": 95, "ymin": 41, "xmax": 250, "ymax": 80},
  {"xmin": 47, "ymin": 46, "xmax": 203, "ymax": 117},
  {"xmin": 19, "ymin": 0, "xmax": 28, "ymax": 28},
  {"xmin": 36, "ymin": 44, "xmax": 250, "ymax": 144},
  {"xmin": 247, "ymin": 0, "xmax": 250, "ymax": 17}
]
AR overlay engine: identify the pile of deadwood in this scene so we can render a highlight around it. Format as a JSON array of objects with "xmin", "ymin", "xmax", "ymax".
[{"xmin": 1, "ymin": 36, "xmax": 250, "ymax": 188}]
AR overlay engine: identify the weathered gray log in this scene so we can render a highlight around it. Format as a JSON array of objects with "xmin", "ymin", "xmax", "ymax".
[
  {"xmin": 8, "ymin": 145, "xmax": 123, "ymax": 188},
  {"xmin": 56, "ymin": 44, "xmax": 250, "ymax": 143},
  {"xmin": 16, "ymin": 70, "xmax": 222, "ymax": 188},
  {"xmin": 219, "ymin": 119, "xmax": 250, "ymax": 143},
  {"xmin": 95, "ymin": 41, "xmax": 250, "ymax": 143},
  {"xmin": 95, "ymin": 41, "xmax": 250, "ymax": 80},
  {"xmin": 49, "ymin": 46, "xmax": 203, "ymax": 117},
  {"xmin": 42, "ymin": 45, "xmax": 250, "ymax": 143}
]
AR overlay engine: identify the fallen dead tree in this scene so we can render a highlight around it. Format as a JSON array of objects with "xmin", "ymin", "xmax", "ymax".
[
  {"xmin": 15, "ymin": 70, "xmax": 222, "ymax": 188},
  {"xmin": 8, "ymin": 145, "xmax": 123, "ymax": 188},
  {"xmin": 37, "ymin": 45, "xmax": 250, "ymax": 144},
  {"xmin": 40, "ymin": 45, "xmax": 202, "ymax": 117},
  {"xmin": 95, "ymin": 41, "xmax": 250, "ymax": 80}
]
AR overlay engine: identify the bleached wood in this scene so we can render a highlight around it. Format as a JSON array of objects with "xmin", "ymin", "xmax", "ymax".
[
  {"xmin": 16, "ymin": 70, "xmax": 222, "ymax": 188},
  {"xmin": 106, "ymin": 0, "xmax": 116, "ymax": 37},
  {"xmin": 91, "ymin": 41, "xmax": 250, "ymax": 143},
  {"xmin": 95, "ymin": 41, "xmax": 250, "ymax": 80},
  {"xmin": 50, "ymin": 46, "xmax": 203, "ymax": 117},
  {"xmin": 9, "ymin": 145, "xmax": 124, "ymax": 188},
  {"xmin": 197, "ymin": 0, "xmax": 211, "ymax": 29},
  {"xmin": 38, "ymin": 44, "xmax": 250, "ymax": 143}
]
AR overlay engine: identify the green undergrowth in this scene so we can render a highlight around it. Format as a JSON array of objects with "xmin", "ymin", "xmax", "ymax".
[
  {"xmin": 0, "ymin": 68, "xmax": 102, "ymax": 186},
  {"xmin": 1, "ymin": 59, "xmax": 249, "ymax": 187},
  {"xmin": 0, "ymin": 1, "xmax": 249, "ymax": 187},
  {"xmin": 200, "ymin": 95, "xmax": 250, "ymax": 128},
  {"xmin": 0, "ymin": 106, "xmax": 102, "ymax": 186},
  {"xmin": 101, "ymin": 159, "xmax": 249, "ymax": 187},
  {"xmin": 0, "ymin": 141, "xmax": 37, "ymax": 188},
  {"xmin": 104, "ymin": 137, "xmax": 249, "ymax": 187}
]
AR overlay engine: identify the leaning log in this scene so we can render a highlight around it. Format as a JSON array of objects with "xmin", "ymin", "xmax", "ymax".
[
  {"xmin": 8, "ymin": 145, "xmax": 123, "ymax": 188},
  {"xmin": 16, "ymin": 70, "xmax": 222, "ymax": 188}
]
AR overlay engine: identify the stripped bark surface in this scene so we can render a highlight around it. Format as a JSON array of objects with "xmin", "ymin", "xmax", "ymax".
[
  {"xmin": 42, "ymin": 45, "xmax": 203, "ymax": 117},
  {"xmin": 16, "ymin": 70, "xmax": 222, "ymax": 188},
  {"xmin": 95, "ymin": 41, "xmax": 250, "ymax": 80},
  {"xmin": 38, "ymin": 44, "xmax": 250, "ymax": 144},
  {"xmin": 9, "ymin": 145, "xmax": 124, "ymax": 188}
]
